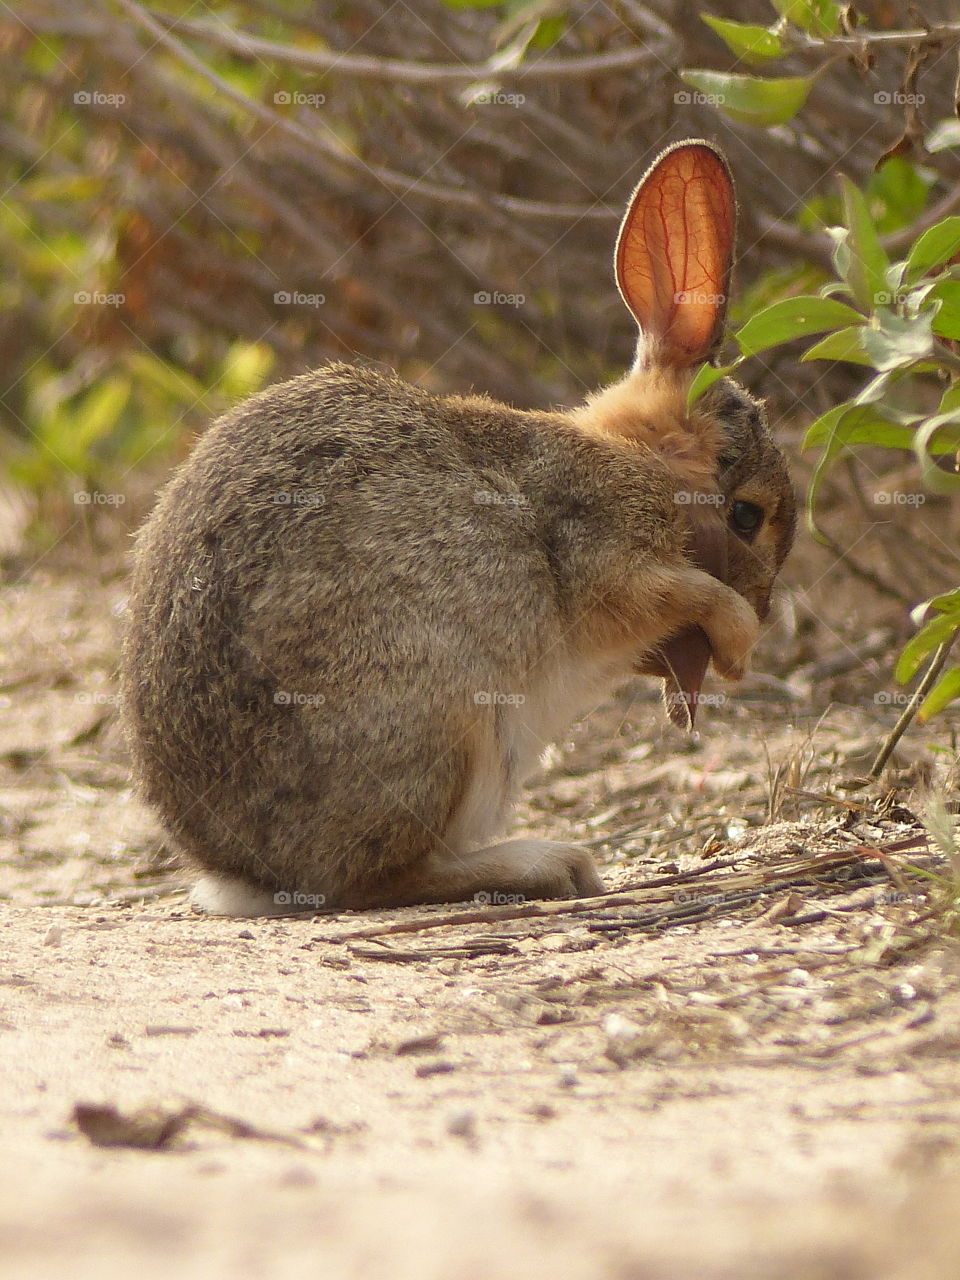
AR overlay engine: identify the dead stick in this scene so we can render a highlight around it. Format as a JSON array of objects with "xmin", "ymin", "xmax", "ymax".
[
  {"xmin": 314, "ymin": 857, "xmax": 757, "ymax": 941},
  {"xmin": 317, "ymin": 850, "xmax": 903, "ymax": 943},
  {"xmin": 320, "ymin": 890, "xmax": 684, "ymax": 942},
  {"xmin": 313, "ymin": 838, "xmax": 933, "ymax": 944}
]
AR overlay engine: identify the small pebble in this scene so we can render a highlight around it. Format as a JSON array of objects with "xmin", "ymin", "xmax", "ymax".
[
  {"xmin": 447, "ymin": 1109, "xmax": 477, "ymax": 1140},
  {"xmin": 394, "ymin": 1032, "xmax": 443, "ymax": 1056},
  {"xmin": 238, "ymin": 929, "xmax": 255, "ymax": 940},
  {"xmin": 221, "ymin": 995, "xmax": 244, "ymax": 1012},
  {"xmin": 415, "ymin": 1061, "xmax": 455, "ymax": 1078},
  {"xmin": 785, "ymin": 968, "xmax": 812, "ymax": 988},
  {"xmin": 43, "ymin": 926, "xmax": 63, "ymax": 947}
]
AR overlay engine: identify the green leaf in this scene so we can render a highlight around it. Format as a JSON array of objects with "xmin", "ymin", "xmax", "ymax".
[
  {"xmin": 929, "ymin": 281, "xmax": 960, "ymax": 341},
  {"xmin": 904, "ymin": 278, "xmax": 946, "ymax": 311},
  {"xmin": 71, "ymin": 377, "xmax": 131, "ymax": 454},
  {"xmin": 861, "ymin": 311, "xmax": 933, "ymax": 371},
  {"xmin": 938, "ymin": 383, "xmax": 960, "ymax": 414},
  {"xmin": 219, "ymin": 341, "xmax": 275, "ymax": 400},
  {"xmin": 680, "ymin": 70, "xmax": 814, "ymax": 127},
  {"xmin": 838, "ymin": 176, "xmax": 890, "ymax": 311},
  {"xmin": 125, "ymin": 352, "xmax": 210, "ymax": 406},
  {"xmin": 801, "ymin": 325, "xmax": 872, "ymax": 366},
  {"xmin": 801, "ymin": 404, "xmax": 848, "ymax": 452},
  {"xmin": 802, "ymin": 403, "xmax": 853, "ymax": 536},
  {"xmin": 530, "ymin": 15, "xmax": 565, "ymax": 47},
  {"xmin": 800, "ymin": 402, "xmax": 913, "ymax": 535},
  {"xmin": 896, "ymin": 605, "xmax": 960, "ymax": 683},
  {"xmin": 769, "ymin": 0, "xmax": 840, "ymax": 35},
  {"xmin": 686, "ymin": 360, "xmax": 738, "ymax": 406},
  {"xmin": 818, "ymin": 279, "xmax": 853, "ymax": 300},
  {"xmin": 913, "ymin": 412, "xmax": 960, "ymax": 494},
  {"xmin": 919, "ymin": 666, "xmax": 960, "ymax": 721},
  {"xmin": 31, "ymin": 375, "xmax": 132, "ymax": 474},
  {"xmin": 735, "ymin": 295, "xmax": 863, "ymax": 357},
  {"xmin": 927, "ymin": 119, "xmax": 960, "ymax": 153},
  {"xmin": 904, "ymin": 217, "xmax": 960, "ymax": 284},
  {"xmin": 867, "ymin": 157, "xmax": 930, "ymax": 234},
  {"xmin": 853, "ymin": 370, "xmax": 897, "ymax": 407},
  {"xmin": 701, "ymin": 16, "xmax": 786, "ymax": 65},
  {"xmin": 925, "ymin": 588, "xmax": 960, "ymax": 617},
  {"xmin": 827, "ymin": 227, "xmax": 851, "ymax": 285},
  {"xmin": 914, "ymin": 415, "xmax": 960, "ymax": 455},
  {"xmin": 802, "ymin": 403, "xmax": 914, "ymax": 452}
]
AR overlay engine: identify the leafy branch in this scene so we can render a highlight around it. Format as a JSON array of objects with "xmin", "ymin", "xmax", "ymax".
[{"xmin": 686, "ymin": 0, "xmax": 960, "ymax": 723}]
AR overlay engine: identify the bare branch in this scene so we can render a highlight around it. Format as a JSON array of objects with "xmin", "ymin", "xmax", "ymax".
[{"xmin": 150, "ymin": 11, "xmax": 669, "ymax": 84}]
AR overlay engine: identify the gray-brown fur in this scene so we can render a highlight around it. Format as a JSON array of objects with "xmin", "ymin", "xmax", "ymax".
[
  {"xmin": 121, "ymin": 364, "xmax": 793, "ymax": 909},
  {"xmin": 120, "ymin": 142, "xmax": 796, "ymax": 913}
]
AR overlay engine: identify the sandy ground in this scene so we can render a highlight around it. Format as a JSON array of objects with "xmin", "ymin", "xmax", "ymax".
[{"xmin": 2, "ymin": 565, "xmax": 960, "ymax": 1278}]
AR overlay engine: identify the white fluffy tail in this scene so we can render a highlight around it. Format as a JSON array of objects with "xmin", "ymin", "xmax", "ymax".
[{"xmin": 190, "ymin": 875, "xmax": 291, "ymax": 917}]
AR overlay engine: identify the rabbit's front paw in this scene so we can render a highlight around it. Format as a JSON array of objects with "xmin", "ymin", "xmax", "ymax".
[
  {"xmin": 526, "ymin": 842, "xmax": 607, "ymax": 899},
  {"xmin": 702, "ymin": 587, "xmax": 759, "ymax": 681}
]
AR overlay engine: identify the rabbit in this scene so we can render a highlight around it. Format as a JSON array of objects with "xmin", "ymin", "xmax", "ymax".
[{"xmin": 120, "ymin": 139, "xmax": 796, "ymax": 916}]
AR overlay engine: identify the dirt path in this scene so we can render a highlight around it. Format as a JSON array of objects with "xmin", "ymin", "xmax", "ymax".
[{"xmin": 2, "ymin": 571, "xmax": 960, "ymax": 1278}]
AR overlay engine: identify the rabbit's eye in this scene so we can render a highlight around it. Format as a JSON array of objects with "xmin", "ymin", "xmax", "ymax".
[{"xmin": 731, "ymin": 500, "xmax": 763, "ymax": 535}]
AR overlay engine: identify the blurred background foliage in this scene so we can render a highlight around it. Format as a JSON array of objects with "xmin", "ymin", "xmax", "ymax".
[{"xmin": 1, "ymin": 0, "xmax": 959, "ymax": 638}]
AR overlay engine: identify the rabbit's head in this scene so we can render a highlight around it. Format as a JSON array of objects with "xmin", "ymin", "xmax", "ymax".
[{"xmin": 578, "ymin": 141, "xmax": 796, "ymax": 725}]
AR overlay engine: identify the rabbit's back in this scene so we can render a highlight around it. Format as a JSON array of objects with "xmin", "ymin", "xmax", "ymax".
[
  {"xmin": 121, "ymin": 363, "xmax": 620, "ymax": 900},
  {"xmin": 145, "ymin": 363, "xmax": 575, "ymax": 672}
]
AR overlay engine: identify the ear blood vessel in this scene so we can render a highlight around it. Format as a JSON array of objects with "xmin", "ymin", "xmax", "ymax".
[
  {"xmin": 615, "ymin": 141, "xmax": 736, "ymax": 366},
  {"xmin": 121, "ymin": 140, "xmax": 796, "ymax": 916}
]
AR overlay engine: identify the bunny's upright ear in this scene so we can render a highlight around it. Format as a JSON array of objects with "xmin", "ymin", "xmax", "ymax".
[{"xmin": 616, "ymin": 141, "xmax": 736, "ymax": 368}]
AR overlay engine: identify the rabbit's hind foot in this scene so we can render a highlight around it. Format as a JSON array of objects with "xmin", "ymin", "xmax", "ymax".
[{"xmin": 190, "ymin": 874, "xmax": 310, "ymax": 917}]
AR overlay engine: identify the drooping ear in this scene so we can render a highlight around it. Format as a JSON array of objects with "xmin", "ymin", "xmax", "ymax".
[{"xmin": 615, "ymin": 140, "xmax": 736, "ymax": 368}]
